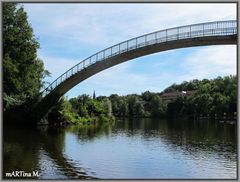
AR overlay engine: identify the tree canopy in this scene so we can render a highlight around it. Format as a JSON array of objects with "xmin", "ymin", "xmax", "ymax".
[{"xmin": 3, "ymin": 3, "xmax": 49, "ymax": 110}]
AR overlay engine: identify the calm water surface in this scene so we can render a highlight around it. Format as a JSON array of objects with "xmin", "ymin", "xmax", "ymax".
[{"xmin": 3, "ymin": 118, "xmax": 237, "ymax": 179}]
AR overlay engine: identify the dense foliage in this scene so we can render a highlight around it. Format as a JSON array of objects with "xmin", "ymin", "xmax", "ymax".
[
  {"xmin": 108, "ymin": 92, "xmax": 167, "ymax": 118},
  {"xmin": 100, "ymin": 75, "xmax": 236, "ymax": 119},
  {"xmin": 48, "ymin": 95, "xmax": 114, "ymax": 125},
  {"xmin": 52, "ymin": 75, "xmax": 236, "ymax": 124},
  {"xmin": 165, "ymin": 75, "xmax": 237, "ymax": 118},
  {"xmin": 3, "ymin": 3, "xmax": 49, "ymax": 111}
]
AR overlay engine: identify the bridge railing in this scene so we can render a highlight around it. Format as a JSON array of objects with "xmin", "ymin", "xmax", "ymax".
[{"xmin": 41, "ymin": 20, "xmax": 237, "ymax": 97}]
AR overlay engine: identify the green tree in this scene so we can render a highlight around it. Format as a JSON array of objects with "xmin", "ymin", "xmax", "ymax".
[
  {"xmin": 150, "ymin": 95, "xmax": 166, "ymax": 117},
  {"xmin": 192, "ymin": 93, "xmax": 213, "ymax": 116},
  {"xmin": 101, "ymin": 98, "xmax": 112, "ymax": 116},
  {"xmin": 134, "ymin": 101, "xmax": 145, "ymax": 117},
  {"xmin": 118, "ymin": 97, "xmax": 128, "ymax": 117},
  {"xmin": 142, "ymin": 91, "xmax": 155, "ymax": 102},
  {"xmin": 211, "ymin": 93, "xmax": 230, "ymax": 116},
  {"xmin": 127, "ymin": 95, "xmax": 139, "ymax": 117},
  {"xmin": 109, "ymin": 94, "xmax": 120, "ymax": 116},
  {"xmin": 3, "ymin": 3, "xmax": 49, "ymax": 110}
]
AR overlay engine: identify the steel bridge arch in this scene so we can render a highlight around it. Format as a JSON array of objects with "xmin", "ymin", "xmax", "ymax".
[{"xmin": 33, "ymin": 20, "xmax": 237, "ymax": 121}]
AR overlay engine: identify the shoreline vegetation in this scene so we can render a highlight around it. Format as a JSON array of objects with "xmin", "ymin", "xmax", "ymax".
[
  {"xmin": 3, "ymin": 3, "xmax": 237, "ymax": 127},
  {"xmin": 45, "ymin": 75, "xmax": 237, "ymax": 127}
]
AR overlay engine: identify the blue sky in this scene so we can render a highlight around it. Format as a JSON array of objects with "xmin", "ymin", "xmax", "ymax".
[{"xmin": 23, "ymin": 3, "xmax": 236, "ymax": 98}]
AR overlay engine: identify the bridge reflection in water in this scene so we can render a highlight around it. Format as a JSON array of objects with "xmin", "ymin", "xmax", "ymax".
[{"xmin": 34, "ymin": 20, "xmax": 237, "ymax": 120}]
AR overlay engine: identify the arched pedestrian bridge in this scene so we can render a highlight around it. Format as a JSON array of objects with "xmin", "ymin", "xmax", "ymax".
[{"xmin": 33, "ymin": 20, "xmax": 237, "ymax": 121}]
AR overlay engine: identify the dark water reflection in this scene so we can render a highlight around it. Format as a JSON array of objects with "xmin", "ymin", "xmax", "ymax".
[{"xmin": 3, "ymin": 119, "xmax": 237, "ymax": 179}]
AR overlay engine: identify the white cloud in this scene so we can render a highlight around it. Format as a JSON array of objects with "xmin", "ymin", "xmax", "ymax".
[
  {"xmin": 177, "ymin": 45, "xmax": 236, "ymax": 82},
  {"xmin": 66, "ymin": 58, "xmax": 173, "ymax": 96},
  {"xmin": 22, "ymin": 3, "xmax": 237, "ymax": 97},
  {"xmin": 24, "ymin": 3, "xmax": 236, "ymax": 48}
]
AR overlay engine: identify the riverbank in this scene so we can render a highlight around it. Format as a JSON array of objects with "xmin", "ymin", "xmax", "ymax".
[{"xmin": 45, "ymin": 113, "xmax": 115, "ymax": 127}]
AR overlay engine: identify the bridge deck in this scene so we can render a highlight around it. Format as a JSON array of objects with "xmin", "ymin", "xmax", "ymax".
[
  {"xmin": 41, "ymin": 20, "xmax": 237, "ymax": 97},
  {"xmin": 33, "ymin": 20, "xmax": 237, "ymax": 121}
]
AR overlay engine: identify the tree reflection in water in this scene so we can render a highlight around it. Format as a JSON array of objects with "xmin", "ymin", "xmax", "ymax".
[
  {"xmin": 3, "ymin": 124, "xmax": 95, "ymax": 179},
  {"xmin": 3, "ymin": 118, "xmax": 237, "ymax": 179}
]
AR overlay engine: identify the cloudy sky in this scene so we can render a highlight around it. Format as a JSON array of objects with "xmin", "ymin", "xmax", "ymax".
[{"xmin": 23, "ymin": 3, "xmax": 237, "ymax": 98}]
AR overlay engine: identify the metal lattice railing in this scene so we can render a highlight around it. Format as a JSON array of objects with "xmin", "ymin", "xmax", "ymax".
[{"xmin": 41, "ymin": 20, "xmax": 237, "ymax": 97}]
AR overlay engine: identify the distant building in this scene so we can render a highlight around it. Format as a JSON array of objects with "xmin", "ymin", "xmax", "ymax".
[
  {"xmin": 160, "ymin": 90, "xmax": 197, "ymax": 102},
  {"xmin": 185, "ymin": 90, "xmax": 197, "ymax": 96},
  {"xmin": 93, "ymin": 90, "xmax": 96, "ymax": 99}
]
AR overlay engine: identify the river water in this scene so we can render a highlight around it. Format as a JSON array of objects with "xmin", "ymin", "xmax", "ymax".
[{"xmin": 3, "ymin": 118, "xmax": 237, "ymax": 179}]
